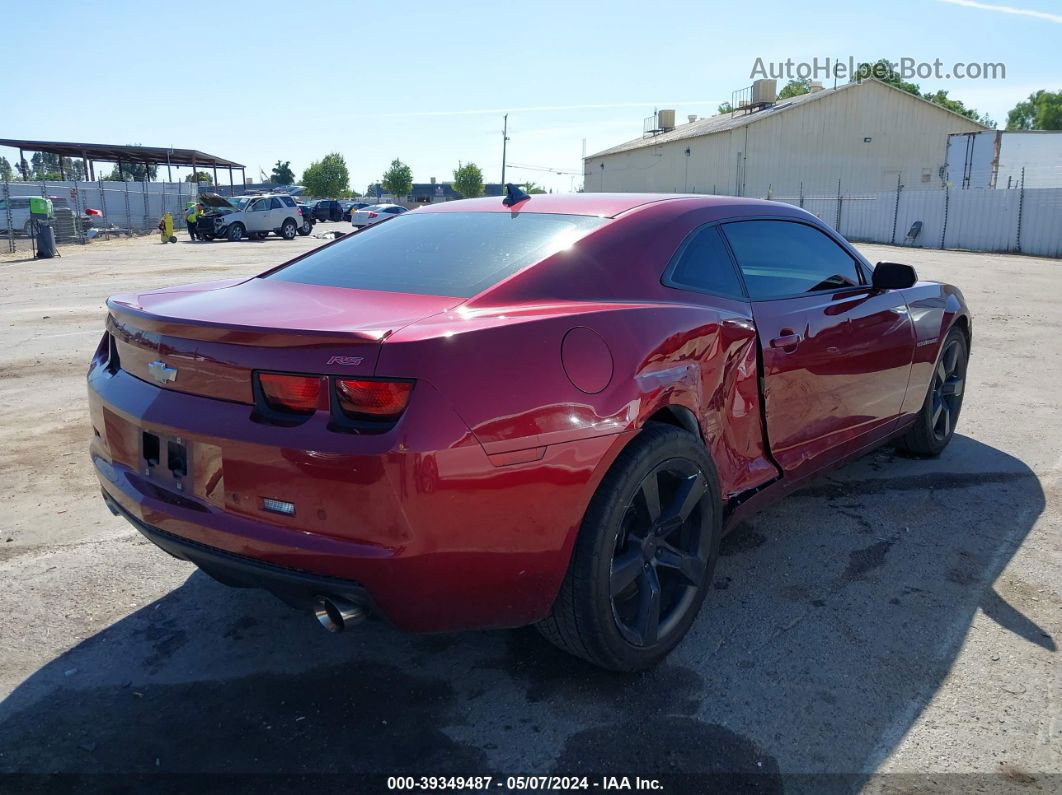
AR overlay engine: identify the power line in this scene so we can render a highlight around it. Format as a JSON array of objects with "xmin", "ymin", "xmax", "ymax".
[{"xmin": 507, "ymin": 162, "xmax": 581, "ymax": 176}]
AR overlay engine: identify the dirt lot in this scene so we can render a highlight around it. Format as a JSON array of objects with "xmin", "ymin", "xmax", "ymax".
[{"xmin": 0, "ymin": 228, "xmax": 1059, "ymax": 790}]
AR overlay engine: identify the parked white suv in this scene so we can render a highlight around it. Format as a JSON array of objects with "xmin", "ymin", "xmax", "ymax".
[{"xmin": 197, "ymin": 193, "xmax": 304, "ymax": 241}]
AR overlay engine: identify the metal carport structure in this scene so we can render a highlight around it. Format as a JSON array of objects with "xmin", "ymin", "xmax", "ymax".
[{"xmin": 0, "ymin": 138, "xmax": 245, "ymax": 189}]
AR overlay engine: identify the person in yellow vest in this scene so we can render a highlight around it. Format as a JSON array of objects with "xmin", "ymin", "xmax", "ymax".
[{"xmin": 184, "ymin": 202, "xmax": 202, "ymax": 241}]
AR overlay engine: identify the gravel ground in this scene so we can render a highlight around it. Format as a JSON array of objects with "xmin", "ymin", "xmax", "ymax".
[{"xmin": 0, "ymin": 227, "xmax": 1058, "ymax": 792}]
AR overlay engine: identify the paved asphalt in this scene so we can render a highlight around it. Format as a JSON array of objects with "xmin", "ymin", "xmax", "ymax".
[{"xmin": 0, "ymin": 230, "xmax": 1058, "ymax": 792}]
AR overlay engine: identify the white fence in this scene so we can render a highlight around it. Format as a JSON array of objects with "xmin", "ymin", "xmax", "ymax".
[
  {"xmin": 3, "ymin": 179, "xmax": 200, "ymax": 250},
  {"xmin": 771, "ymin": 186, "xmax": 1062, "ymax": 258}
]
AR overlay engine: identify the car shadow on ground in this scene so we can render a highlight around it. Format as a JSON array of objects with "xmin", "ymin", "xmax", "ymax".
[{"xmin": 0, "ymin": 436, "xmax": 1049, "ymax": 793}]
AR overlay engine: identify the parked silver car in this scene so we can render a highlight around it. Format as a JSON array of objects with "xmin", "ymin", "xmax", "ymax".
[{"xmin": 350, "ymin": 203, "xmax": 407, "ymax": 229}]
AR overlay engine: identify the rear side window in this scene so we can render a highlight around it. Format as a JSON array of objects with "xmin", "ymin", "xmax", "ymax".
[
  {"xmin": 270, "ymin": 197, "xmax": 283, "ymax": 209},
  {"xmin": 267, "ymin": 212, "xmax": 606, "ymax": 298},
  {"xmin": 665, "ymin": 225, "xmax": 746, "ymax": 299},
  {"xmin": 722, "ymin": 220, "xmax": 861, "ymax": 299}
]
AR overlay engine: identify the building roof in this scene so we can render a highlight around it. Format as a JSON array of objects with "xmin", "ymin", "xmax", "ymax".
[
  {"xmin": 587, "ymin": 79, "xmax": 988, "ymax": 159},
  {"xmin": 0, "ymin": 139, "xmax": 243, "ymax": 168}
]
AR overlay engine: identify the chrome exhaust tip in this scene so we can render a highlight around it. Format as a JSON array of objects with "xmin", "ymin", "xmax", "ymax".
[{"xmin": 314, "ymin": 596, "xmax": 367, "ymax": 633}]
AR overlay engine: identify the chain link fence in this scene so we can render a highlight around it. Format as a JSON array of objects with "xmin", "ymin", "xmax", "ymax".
[{"xmin": 2, "ymin": 178, "xmax": 200, "ymax": 254}]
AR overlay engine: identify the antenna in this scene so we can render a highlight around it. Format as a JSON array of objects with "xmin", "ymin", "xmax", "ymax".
[{"xmin": 502, "ymin": 183, "xmax": 530, "ymax": 207}]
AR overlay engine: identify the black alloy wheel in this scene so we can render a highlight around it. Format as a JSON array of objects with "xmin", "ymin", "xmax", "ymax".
[
  {"xmin": 897, "ymin": 326, "xmax": 968, "ymax": 456},
  {"xmin": 609, "ymin": 460, "xmax": 709, "ymax": 647},
  {"xmin": 538, "ymin": 423, "xmax": 720, "ymax": 671},
  {"xmin": 930, "ymin": 337, "xmax": 965, "ymax": 441}
]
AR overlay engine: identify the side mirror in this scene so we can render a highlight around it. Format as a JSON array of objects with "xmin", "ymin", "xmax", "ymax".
[{"xmin": 872, "ymin": 261, "xmax": 918, "ymax": 290}]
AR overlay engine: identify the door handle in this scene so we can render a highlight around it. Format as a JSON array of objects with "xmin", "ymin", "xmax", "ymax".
[{"xmin": 770, "ymin": 332, "xmax": 803, "ymax": 349}]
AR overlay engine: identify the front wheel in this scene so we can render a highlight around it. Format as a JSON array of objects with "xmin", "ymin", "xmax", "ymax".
[
  {"xmin": 896, "ymin": 327, "xmax": 968, "ymax": 456},
  {"xmin": 280, "ymin": 220, "xmax": 297, "ymax": 240},
  {"xmin": 227, "ymin": 223, "xmax": 244, "ymax": 242},
  {"xmin": 537, "ymin": 424, "xmax": 720, "ymax": 671}
]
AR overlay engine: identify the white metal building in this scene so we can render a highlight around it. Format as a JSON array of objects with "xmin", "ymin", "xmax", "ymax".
[
  {"xmin": 944, "ymin": 130, "xmax": 1062, "ymax": 189},
  {"xmin": 583, "ymin": 79, "xmax": 986, "ymax": 197}
]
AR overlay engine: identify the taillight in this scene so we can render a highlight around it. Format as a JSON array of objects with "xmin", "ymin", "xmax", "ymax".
[
  {"xmin": 367, "ymin": 211, "xmax": 378, "ymax": 219},
  {"xmin": 335, "ymin": 379, "xmax": 412, "ymax": 420},
  {"xmin": 297, "ymin": 207, "xmax": 303, "ymax": 216},
  {"xmin": 258, "ymin": 373, "xmax": 323, "ymax": 414}
]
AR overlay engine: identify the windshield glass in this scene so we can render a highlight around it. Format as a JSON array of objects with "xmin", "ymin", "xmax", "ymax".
[{"xmin": 266, "ymin": 211, "xmax": 606, "ymax": 297}]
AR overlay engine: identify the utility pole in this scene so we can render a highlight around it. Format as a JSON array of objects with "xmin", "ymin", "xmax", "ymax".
[{"xmin": 501, "ymin": 113, "xmax": 509, "ymax": 187}]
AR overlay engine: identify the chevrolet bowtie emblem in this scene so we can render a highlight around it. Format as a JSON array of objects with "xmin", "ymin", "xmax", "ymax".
[{"xmin": 147, "ymin": 360, "xmax": 177, "ymax": 385}]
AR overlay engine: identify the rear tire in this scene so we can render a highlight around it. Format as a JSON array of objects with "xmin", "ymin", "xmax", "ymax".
[
  {"xmin": 281, "ymin": 220, "xmax": 297, "ymax": 240},
  {"xmin": 537, "ymin": 423, "xmax": 721, "ymax": 672},
  {"xmin": 227, "ymin": 223, "xmax": 244, "ymax": 242},
  {"xmin": 896, "ymin": 327, "xmax": 968, "ymax": 457},
  {"xmin": 298, "ymin": 221, "xmax": 311, "ymax": 236}
]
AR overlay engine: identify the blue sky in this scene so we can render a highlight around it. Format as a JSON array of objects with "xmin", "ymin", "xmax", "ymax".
[{"xmin": 4, "ymin": 0, "xmax": 1059, "ymax": 193}]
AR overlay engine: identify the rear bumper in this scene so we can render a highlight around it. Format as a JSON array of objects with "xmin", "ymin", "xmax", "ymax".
[
  {"xmin": 103, "ymin": 490, "xmax": 371, "ymax": 612},
  {"xmin": 89, "ymin": 364, "xmax": 627, "ymax": 632}
]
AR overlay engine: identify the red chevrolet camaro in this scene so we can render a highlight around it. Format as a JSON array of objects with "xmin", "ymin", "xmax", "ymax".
[{"xmin": 88, "ymin": 189, "xmax": 971, "ymax": 671}]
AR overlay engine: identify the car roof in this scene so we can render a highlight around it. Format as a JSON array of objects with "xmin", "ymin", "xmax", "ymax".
[{"xmin": 416, "ymin": 193, "xmax": 784, "ymax": 218}]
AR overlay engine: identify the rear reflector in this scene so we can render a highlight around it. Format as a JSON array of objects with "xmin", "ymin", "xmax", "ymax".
[
  {"xmin": 336, "ymin": 379, "xmax": 412, "ymax": 420},
  {"xmin": 258, "ymin": 373, "xmax": 323, "ymax": 414}
]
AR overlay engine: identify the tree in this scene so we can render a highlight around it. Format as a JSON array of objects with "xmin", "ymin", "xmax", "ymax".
[
  {"xmin": 523, "ymin": 181, "xmax": 547, "ymax": 194},
  {"xmin": 270, "ymin": 160, "xmax": 295, "ymax": 185},
  {"xmin": 0, "ymin": 156, "xmax": 11, "ymax": 182},
  {"xmin": 31, "ymin": 152, "xmax": 62, "ymax": 180},
  {"xmin": 1006, "ymin": 90, "xmax": 1062, "ymax": 130},
  {"xmin": 185, "ymin": 171, "xmax": 213, "ymax": 184},
  {"xmin": 24, "ymin": 153, "xmax": 87, "ymax": 181},
  {"xmin": 102, "ymin": 160, "xmax": 157, "ymax": 182},
  {"xmin": 852, "ymin": 59, "xmax": 993, "ymax": 126},
  {"xmin": 452, "ymin": 162, "xmax": 483, "ymax": 198},
  {"xmin": 717, "ymin": 101, "xmax": 733, "ymax": 115},
  {"xmin": 302, "ymin": 152, "xmax": 350, "ymax": 197},
  {"xmin": 777, "ymin": 79, "xmax": 811, "ymax": 99},
  {"xmin": 923, "ymin": 89, "xmax": 994, "ymax": 127},
  {"xmin": 381, "ymin": 158, "xmax": 413, "ymax": 200},
  {"xmin": 852, "ymin": 59, "xmax": 920, "ymax": 96}
]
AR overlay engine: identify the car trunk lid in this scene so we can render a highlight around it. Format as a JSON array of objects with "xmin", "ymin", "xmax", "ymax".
[{"xmin": 107, "ymin": 277, "xmax": 461, "ymax": 404}]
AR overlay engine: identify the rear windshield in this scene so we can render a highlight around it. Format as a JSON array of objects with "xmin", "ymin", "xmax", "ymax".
[{"xmin": 266, "ymin": 211, "xmax": 607, "ymax": 297}]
